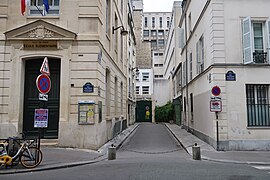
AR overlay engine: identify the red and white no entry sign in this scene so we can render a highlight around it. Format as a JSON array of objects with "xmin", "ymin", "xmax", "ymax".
[{"xmin": 36, "ymin": 74, "xmax": 51, "ymax": 94}]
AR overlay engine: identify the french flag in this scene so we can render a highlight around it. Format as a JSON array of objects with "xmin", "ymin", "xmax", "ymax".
[
  {"xmin": 43, "ymin": 0, "xmax": 50, "ymax": 13},
  {"xmin": 21, "ymin": 0, "xmax": 26, "ymax": 15}
]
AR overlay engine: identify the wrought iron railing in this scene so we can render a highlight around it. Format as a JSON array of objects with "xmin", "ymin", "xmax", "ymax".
[
  {"xmin": 253, "ymin": 52, "xmax": 267, "ymax": 63},
  {"xmin": 247, "ymin": 104, "xmax": 270, "ymax": 126}
]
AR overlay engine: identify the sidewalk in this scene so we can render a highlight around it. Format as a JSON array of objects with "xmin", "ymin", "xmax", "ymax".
[
  {"xmin": 165, "ymin": 123, "xmax": 270, "ymax": 165},
  {"xmin": 0, "ymin": 123, "xmax": 139, "ymax": 174}
]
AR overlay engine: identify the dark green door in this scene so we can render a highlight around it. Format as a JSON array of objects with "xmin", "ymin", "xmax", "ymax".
[
  {"xmin": 23, "ymin": 58, "xmax": 60, "ymax": 139},
  {"xmin": 136, "ymin": 101, "xmax": 152, "ymax": 122},
  {"xmin": 173, "ymin": 98, "xmax": 182, "ymax": 125}
]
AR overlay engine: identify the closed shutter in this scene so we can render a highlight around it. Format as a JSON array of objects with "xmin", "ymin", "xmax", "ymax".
[
  {"xmin": 267, "ymin": 18, "xmax": 270, "ymax": 63},
  {"xmin": 242, "ymin": 17, "xmax": 253, "ymax": 64},
  {"xmin": 177, "ymin": 27, "xmax": 185, "ymax": 48}
]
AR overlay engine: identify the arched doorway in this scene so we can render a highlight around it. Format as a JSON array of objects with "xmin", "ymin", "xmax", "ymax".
[{"xmin": 23, "ymin": 58, "xmax": 60, "ymax": 138}]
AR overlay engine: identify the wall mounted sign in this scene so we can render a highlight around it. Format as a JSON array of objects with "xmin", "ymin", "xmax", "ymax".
[
  {"xmin": 78, "ymin": 101, "xmax": 95, "ymax": 124},
  {"xmin": 210, "ymin": 100, "xmax": 222, "ymax": 112},
  {"xmin": 23, "ymin": 41, "xmax": 57, "ymax": 50},
  {"xmin": 36, "ymin": 74, "xmax": 51, "ymax": 94},
  {"xmin": 83, "ymin": 82, "xmax": 94, "ymax": 93},
  {"xmin": 226, "ymin": 71, "xmax": 236, "ymax": 81},
  {"xmin": 34, "ymin": 108, "xmax": 48, "ymax": 128},
  {"xmin": 211, "ymin": 86, "xmax": 221, "ymax": 96}
]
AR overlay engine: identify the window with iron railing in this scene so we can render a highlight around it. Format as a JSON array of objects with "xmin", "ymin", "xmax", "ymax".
[
  {"xmin": 246, "ymin": 84, "xmax": 270, "ymax": 127},
  {"xmin": 242, "ymin": 17, "xmax": 270, "ymax": 64}
]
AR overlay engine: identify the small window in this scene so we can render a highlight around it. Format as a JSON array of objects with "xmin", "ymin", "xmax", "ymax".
[
  {"xmin": 29, "ymin": 0, "xmax": 60, "ymax": 16},
  {"xmin": 142, "ymin": 86, "xmax": 150, "ymax": 94},
  {"xmin": 136, "ymin": 86, "xmax": 140, "ymax": 95},
  {"xmin": 159, "ymin": 17, "xmax": 162, "ymax": 28},
  {"xmin": 144, "ymin": 17, "xmax": 148, "ymax": 27},
  {"xmin": 143, "ymin": 30, "xmax": 149, "ymax": 37},
  {"xmin": 142, "ymin": 73, "xmax": 149, "ymax": 81},
  {"xmin": 152, "ymin": 17, "xmax": 155, "ymax": 28}
]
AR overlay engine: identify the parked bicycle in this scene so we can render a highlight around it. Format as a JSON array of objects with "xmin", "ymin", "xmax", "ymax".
[{"xmin": 0, "ymin": 133, "xmax": 42, "ymax": 168}]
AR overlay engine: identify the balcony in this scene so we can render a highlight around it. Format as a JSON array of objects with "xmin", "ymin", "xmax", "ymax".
[{"xmin": 253, "ymin": 52, "xmax": 267, "ymax": 63}]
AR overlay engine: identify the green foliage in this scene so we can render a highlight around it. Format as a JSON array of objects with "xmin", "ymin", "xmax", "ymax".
[{"xmin": 155, "ymin": 101, "xmax": 174, "ymax": 122}]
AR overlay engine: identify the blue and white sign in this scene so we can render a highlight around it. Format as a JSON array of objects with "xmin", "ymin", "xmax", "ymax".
[
  {"xmin": 83, "ymin": 82, "xmax": 94, "ymax": 93},
  {"xmin": 34, "ymin": 109, "xmax": 48, "ymax": 128},
  {"xmin": 226, "ymin": 71, "xmax": 236, "ymax": 81}
]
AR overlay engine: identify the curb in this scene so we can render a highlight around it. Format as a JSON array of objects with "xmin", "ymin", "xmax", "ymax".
[
  {"xmin": 164, "ymin": 123, "xmax": 270, "ymax": 166},
  {"xmin": 0, "ymin": 124, "xmax": 139, "ymax": 174}
]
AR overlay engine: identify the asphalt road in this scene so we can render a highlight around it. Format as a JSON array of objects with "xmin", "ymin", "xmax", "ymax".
[{"xmin": 1, "ymin": 123, "xmax": 270, "ymax": 180}]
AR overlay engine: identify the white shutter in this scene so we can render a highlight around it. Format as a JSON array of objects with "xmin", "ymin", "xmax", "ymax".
[
  {"xmin": 242, "ymin": 17, "xmax": 253, "ymax": 64},
  {"xmin": 177, "ymin": 27, "xmax": 185, "ymax": 48},
  {"xmin": 267, "ymin": 18, "xmax": 270, "ymax": 63}
]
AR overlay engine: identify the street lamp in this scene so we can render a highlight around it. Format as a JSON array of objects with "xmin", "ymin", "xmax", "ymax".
[{"xmin": 112, "ymin": 26, "xmax": 128, "ymax": 36}]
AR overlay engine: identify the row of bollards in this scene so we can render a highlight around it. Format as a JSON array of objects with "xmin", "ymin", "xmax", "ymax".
[{"xmin": 108, "ymin": 143, "xmax": 201, "ymax": 161}]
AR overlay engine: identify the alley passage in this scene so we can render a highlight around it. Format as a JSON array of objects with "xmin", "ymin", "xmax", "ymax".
[{"xmin": 119, "ymin": 123, "xmax": 184, "ymax": 155}]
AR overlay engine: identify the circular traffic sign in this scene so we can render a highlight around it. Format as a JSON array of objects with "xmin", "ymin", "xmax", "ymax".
[
  {"xmin": 211, "ymin": 86, "xmax": 221, "ymax": 96},
  {"xmin": 36, "ymin": 74, "xmax": 51, "ymax": 94}
]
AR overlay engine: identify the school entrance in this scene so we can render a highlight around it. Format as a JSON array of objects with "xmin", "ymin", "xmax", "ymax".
[
  {"xmin": 23, "ymin": 58, "xmax": 60, "ymax": 138},
  {"xmin": 136, "ymin": 100, "xmax": 152, "ymax": 122}
]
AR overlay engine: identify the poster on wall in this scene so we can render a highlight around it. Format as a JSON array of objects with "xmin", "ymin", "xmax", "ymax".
[
  {"xmin": 78, "ymin": 101, "xmax": 95, "ymax": 124},
  {"xmin": 34, "ymin": 109, "xmax": 48, "ymax": 128}
]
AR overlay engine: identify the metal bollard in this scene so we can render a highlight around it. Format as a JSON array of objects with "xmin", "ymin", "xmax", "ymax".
[
  {"xmin": 108, "ymin": 144, "xmax": 116, "ymax": 160},
  {"xmin": 192, "ymin": 143, "xmax": 201, "ymax": 160}
]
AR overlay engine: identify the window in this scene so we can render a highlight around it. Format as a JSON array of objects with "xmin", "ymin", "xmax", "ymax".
[
  {"xmin": 154, "ymin": 53, "xmax": 159, "ymax": 56},
  {"xmin": 196, "ymin": 35, "xmax": 204, "ymax": 74},
  {"xmin": 158, "ymin": 30, "xmax": 164, "ymax": 36},
  {"xmin": 152, "ymin": 17, "xmax": 155, "ymax": 28},
  {"xmin": 159, "ymin": 17, "xmax": 162, "ymax": 28},
  {"xmin": 189, "ymin": 53, "xmax": 192, "ymax": 81},
  {"xmin": 135, "ymin": 72, "xmax": 140, "ymax": 81},
  {"xmin": 144, "ymin": 17, "xmax": 148, "ymax": 27},
  {"xmin": 167, "ymin": 17, "xmax": 170, "ymax": 28},
  {"xmin": 151, "ymin": 30, "xmax": 157, "ymax": 37},
  {"xmin": 154, "ymin": 75, "xmax": 164, "ymax": 78},
  {"xmin": 142, "ymin": 86, "xmax": 150, "ymax": 94},
  {"xmin": 120, "ymin": 82, "xmax": 123, "ymax": 114},
  {"xmin": 142, "ymin": 73, "xmax": 149, "ymax": 81},
  {"xmin": 143, "ymin": 30, "xmax": 149, "ymax": 37},
  {"xmin": 136, "ymin": 86, "xmax": 140, "ymax": 95},
  {"xmin": 188, "ymin": 13, "xmax": 192, "ymax": 35},
  {"xmin": 158, "ymin": 39, "xmax": 164, "ymax": 47},
  {"xmin": 106, "ymin": 0, "xmax": 111, "ymax": 34},
  {"xmin": 246, "ymin": 84, "xmax": 270, "ymax": 127},
  {"xmin": 29, "ymin": 0, "xmax": 60, "ymax": 15},
  {"xmin": 106, "ymin": 69, "xmax": 111, "ymax": 116},
  {"xmin": 115, "ymin": 77, "xmax": 118, "ymax": 115},
  {"xmin": 190, "ymin": 93, "xmax": 193, "ymax": 119},
  {"xmin": 242, "ymin": 17, "xmax": 270, "ymax": 64}
]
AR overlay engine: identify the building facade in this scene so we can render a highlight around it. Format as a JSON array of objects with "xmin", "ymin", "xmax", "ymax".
[
  {"xmin": 176, "ymin": 0, "xmax": 270, "ymax": 150},
  {"xmin": 0, "ymin": 0, "xmax": 135, "ymax": 150}
]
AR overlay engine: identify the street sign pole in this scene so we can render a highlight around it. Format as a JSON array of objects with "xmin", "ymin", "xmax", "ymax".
[{"xmin": 36, "ymin": 57, "xmax": 51, "ymax": 150}]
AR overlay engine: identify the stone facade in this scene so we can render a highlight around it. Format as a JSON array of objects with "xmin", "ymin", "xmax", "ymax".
[
  {"xmin": 0, "ymin": 0, "xmax": 135, "ymax": 150},
  {"xmin": 174, "ymin": 0, "xmax": 270, "ymax": 150}
]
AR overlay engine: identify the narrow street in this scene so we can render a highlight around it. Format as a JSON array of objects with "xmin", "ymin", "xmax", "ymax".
[{"xmin": 1, "ymin": 123, "xmax": 269, "ymax": 180}]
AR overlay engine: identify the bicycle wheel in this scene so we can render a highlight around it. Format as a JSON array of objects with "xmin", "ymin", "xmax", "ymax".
[{"xmin": 20, "ymin": 147, "xmax": 42, "ymax": 168}]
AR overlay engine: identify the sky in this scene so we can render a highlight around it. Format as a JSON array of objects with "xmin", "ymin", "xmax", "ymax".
[{"xmin": 143, "ymin": 0, "xmax": 176, "ymax": 12}]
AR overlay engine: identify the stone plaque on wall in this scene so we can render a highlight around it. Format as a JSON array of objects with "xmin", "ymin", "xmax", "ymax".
[{"xmin": 23, "ymin": 41, "xmax": 57, "ymax": 50}]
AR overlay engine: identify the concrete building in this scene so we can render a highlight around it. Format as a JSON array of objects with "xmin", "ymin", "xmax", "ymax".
[
  {"xmin": 175, "ymin": 0, "xmax": 270, "ymax": 150},
  {"xmin": 132, "ymin": 0, "xmax": 154, "ymax": 123},
  {"xmin": 162, "ymin": 1, "xmax": 182, "ymax": 123},
  {"xmin": 142, "ymin": 11, "xmax": 172, "ymax": 107},
  {"xmin": 0, "ymin": 0, "xmax": 136, "ymax": 150}
]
